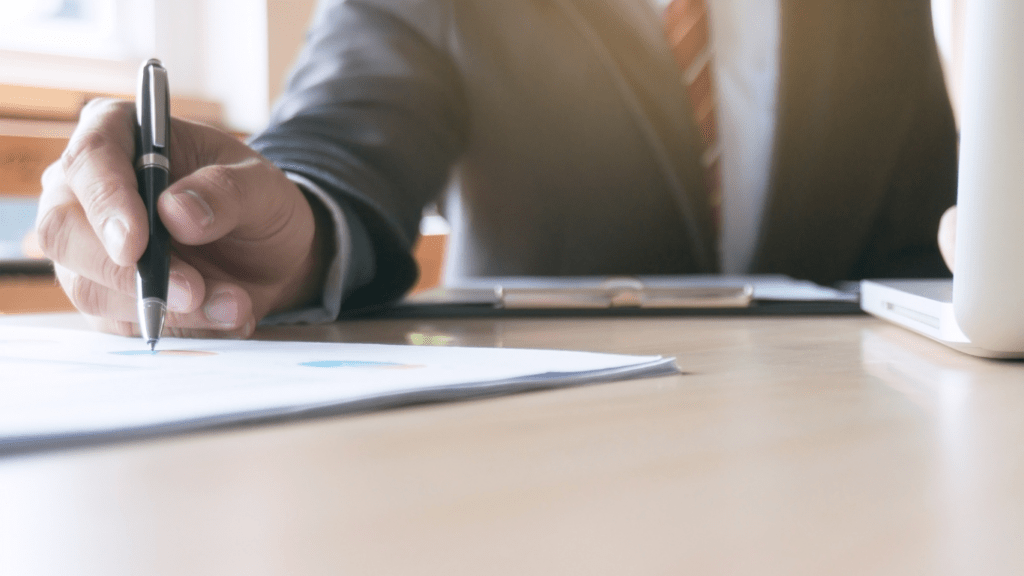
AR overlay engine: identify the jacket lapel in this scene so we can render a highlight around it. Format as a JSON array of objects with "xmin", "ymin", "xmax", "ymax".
[
  {"xmin": 551, "ymin": 0, "xmax": 719, "ymax": 272},
  {"xmin": 751, "ymin": 0, "xmax": 927, "ymax": 283}
]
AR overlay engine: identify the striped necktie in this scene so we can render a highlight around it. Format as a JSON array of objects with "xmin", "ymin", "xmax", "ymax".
[{"xmin": 663, "ymin": 0, "xmax": 722, "ymax": 231}]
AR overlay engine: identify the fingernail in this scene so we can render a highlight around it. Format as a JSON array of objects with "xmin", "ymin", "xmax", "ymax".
[
  {"xmin": 168, "ymin": 189, "xmax": 214, "ymax": 228},
  {"xmin": 204, "ymin": 292, "xmax": 238, "ymax": 326},
  {"xmin": 167, "ymin": 272, "xmax": 192, "ymax": 312},
  {"xmin": 102, "ymin": 217, "xmax": 128, "ymax": 259}
]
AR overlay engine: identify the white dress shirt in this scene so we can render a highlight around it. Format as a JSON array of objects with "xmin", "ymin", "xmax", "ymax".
[{"xmin": 650, "ymin": 0, "xmax": 781, "ymax": 274}]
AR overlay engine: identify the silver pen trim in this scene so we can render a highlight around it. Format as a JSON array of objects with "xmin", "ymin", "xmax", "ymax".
[{"xmin": 135, "ymin": 153, "xmax": 170, "ymax": 172}]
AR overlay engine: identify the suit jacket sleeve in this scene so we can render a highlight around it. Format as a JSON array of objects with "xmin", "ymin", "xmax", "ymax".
[{"xmin": 249, "ymin": 0, "xmax": 468, "ymax": 313}]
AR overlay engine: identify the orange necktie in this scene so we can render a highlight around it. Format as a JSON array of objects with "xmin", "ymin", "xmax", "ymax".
[{"xmin": 663, "ymin": 0, "xmax": 722, "ymax": 230}]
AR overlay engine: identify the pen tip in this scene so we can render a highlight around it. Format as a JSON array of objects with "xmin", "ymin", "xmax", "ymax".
[{"xmin": 149, "ymin": 340, "xmax": 157, "ymax": 352}]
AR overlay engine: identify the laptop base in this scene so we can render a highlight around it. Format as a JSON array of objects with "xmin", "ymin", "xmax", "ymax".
[{"xmin": 860, "ymin": 279, "xmax": 1024, "ymax": 359}]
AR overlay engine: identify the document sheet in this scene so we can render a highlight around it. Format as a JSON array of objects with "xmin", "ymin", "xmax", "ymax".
[{"xmin": 0, "ymin": 326, "xmax": 678, "ymax": 454}]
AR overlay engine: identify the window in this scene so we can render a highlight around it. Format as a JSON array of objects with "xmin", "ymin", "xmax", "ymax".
[
  {"xmin": 0, "ymin": 0, "xmax": 151, "ymax": 60},
  {"xmin": 0, "ymin": 0, "xmax": 156, "ymax": 94}
]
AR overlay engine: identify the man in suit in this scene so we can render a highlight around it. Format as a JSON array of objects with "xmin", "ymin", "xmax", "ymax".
[{"xmin": 35, "ymin": 0, "xmax": 958, "ymax": 338}]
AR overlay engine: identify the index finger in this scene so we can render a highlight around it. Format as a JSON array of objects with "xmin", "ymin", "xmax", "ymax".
[{"xmin": 61, "ymin": 98, "xmax": 147, "ymax": 267}]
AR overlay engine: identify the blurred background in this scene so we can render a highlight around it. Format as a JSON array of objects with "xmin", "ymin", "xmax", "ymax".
[{"xmin": 0, "ymin": 0, "xmax": 960, "ymax": 311}]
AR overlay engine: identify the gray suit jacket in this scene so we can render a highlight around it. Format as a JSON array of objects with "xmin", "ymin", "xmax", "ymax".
[{"xmin": 250, "ymin": 0, "xmax": 958, "ymax": 311}]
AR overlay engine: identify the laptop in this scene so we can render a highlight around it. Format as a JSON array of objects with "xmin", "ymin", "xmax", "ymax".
[{"xmin": 860, "ymin": 0, "xmax": 1024, "ymax": 358}]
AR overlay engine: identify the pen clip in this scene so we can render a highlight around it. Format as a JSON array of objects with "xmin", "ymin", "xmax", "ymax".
[
  {"xmin": 136, "ymin": 59, "xmax": 169, "ymax": 151},
  {"xmin": 148, "ymin": 64, "xmax": 168, "ymax": 148}
]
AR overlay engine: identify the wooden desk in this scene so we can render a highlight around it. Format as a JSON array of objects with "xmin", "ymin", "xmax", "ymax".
[
  {"xmin": 0, "ymin": 274, "xmax": 75, "ymax": 314},
  {"xmin": 1, "ymin": 313, "xmax": 1023, "ymax": 575}
]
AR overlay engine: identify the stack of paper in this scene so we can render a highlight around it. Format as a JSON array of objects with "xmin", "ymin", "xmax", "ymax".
[{"xmin": 0, "ymin": 326, "xmax": 678, "ymax": 455}]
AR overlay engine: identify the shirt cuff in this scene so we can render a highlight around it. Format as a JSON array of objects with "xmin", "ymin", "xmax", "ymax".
[{"xmin": 259, "ymin": 172, "xmax": 350, "ymax": 325}]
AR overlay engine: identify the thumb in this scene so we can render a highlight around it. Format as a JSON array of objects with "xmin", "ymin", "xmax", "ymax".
[{"xmin": 159, "ymin": 157, "xmax": 303, "ymax": 247}]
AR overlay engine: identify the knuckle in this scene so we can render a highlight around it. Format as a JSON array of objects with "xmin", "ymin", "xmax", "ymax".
[
  {"xmin": 61, "ymin": 129, "xmax": 114, "ymax": 176},
  {"xmin": 34, "ymin": 204, "xmax": 75, "ymax": 262},
  {"xmin": 80, "ymin": 97, "xmax": 127, "ymax": 117},
  {"xmin": 81, "ymin": 175, "xmax": 126, "ymax": 214},
  {"xmin": 61, "ymin": 99, "xmax": 134, "ymax": 177},
  {"xmin": 40, "ymin": 160, "xmax": 65, "ymax": 190},
  {"xmin": 68, "ymin": 274, "xmax": 107, "ymax": 316},
  {"xmin": 53, "ymin": 264, "xmax": 74, "ymax": 295},
  {"xmin": 99, "ymin": 253, "xmax": 133, "ymax": 294},
  {"xmin": 202, "ymin": 164, "xmax": 244, "ymax": 203},
  {"xmin": 78, "ymin": 98, "xmax": 134, "ymax": 131}
]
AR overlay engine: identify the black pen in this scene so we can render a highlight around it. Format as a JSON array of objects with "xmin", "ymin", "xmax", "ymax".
[{"xmin": 134, "ymin": 59, "xmax": 171, "ymax": 350}]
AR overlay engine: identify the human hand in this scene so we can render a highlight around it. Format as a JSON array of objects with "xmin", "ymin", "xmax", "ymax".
[
  {"xmin": 36, "ymin": 98, "xmax": 328, "ymax": 338},
  {"xmin": 938, "ymin": 205, "xmax": 957, "ymax": 273}
]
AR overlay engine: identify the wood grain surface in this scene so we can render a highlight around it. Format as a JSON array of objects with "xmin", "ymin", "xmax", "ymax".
[{"xmin": 1, "ymin": 313, "xmax": 1022, "ymax": 575}]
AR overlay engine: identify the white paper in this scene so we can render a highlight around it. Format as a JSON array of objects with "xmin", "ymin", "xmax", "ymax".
[{"xmin": 0, "ymin": 326, "xmax": 677, "ymax": 454}]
